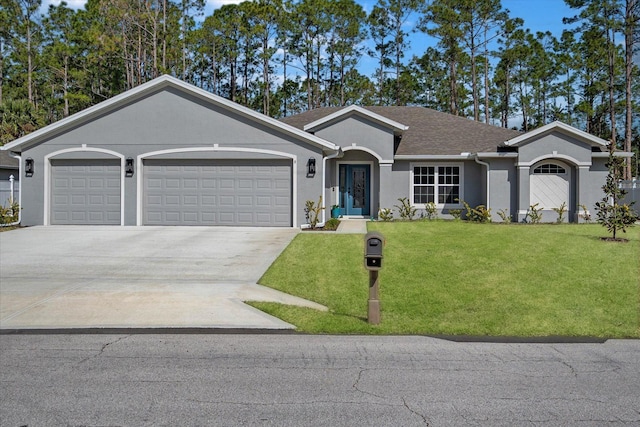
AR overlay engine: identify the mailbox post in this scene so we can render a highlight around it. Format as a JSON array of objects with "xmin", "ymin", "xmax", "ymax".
[{"xmin": 364, "ymin": 232, "xmax": 384, "ymax": 325}]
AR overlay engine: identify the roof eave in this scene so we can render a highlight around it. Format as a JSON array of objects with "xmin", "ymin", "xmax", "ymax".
[{"xmin": 394, "ymin": 154, "xmax": 474, "ymax": 160}]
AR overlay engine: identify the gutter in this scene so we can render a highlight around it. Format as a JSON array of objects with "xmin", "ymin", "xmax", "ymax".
[
  {"xmin": 1, "ymin": 152, "xmax": 22, "ymax": 227},
  {"xmin": 474, "ymin": 155, "xmax": 490, "ymax": 209}
]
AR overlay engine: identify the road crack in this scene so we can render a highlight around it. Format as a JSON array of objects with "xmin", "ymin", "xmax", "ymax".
[
  {"xmin": 80, "ymin": 335, "xmax": 130, "ymax": 363},
  {"xmin": 402, "ymin": 397, "xmax": 430, "ymax": 425}
]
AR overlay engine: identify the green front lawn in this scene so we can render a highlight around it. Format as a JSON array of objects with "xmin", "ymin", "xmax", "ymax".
[{"xmin": 255, "ymin": 222, "xmax": 640, "ymax": 337}]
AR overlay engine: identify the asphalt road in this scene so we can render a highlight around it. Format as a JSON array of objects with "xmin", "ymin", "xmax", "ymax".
[{"xmin": 1, "ymin": 335, "xmax": 639, "ymax": 426}]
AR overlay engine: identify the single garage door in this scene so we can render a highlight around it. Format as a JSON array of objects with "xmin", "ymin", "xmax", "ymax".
[
  {"xmin": 50, "ymin": 159, "xmax": 121, "ymax": 225},
  {"xmin": 143, "ymin": 159, "xmax": 291, "ymax": 226},
  {"xmin": 530, "ymin": 162, "xmax": 569, "ymax": 209}
]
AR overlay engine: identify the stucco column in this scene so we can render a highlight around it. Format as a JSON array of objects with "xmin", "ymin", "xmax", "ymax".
[
  {"xmin": 517, "ymin": 165, "xmax": 530, "ymax": 223},
  {"xmin": 576, "ymin": 166, "xmax": 591, "ymax": 223},
  {"xmin": 378, "ymin": 163, "xmax": 394, "ymax": 218}
]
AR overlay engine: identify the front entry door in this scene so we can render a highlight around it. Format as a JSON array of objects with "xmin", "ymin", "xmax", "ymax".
[{"xmin": 339, "ymin": 164, "xmax": 370, "ymax": 216}]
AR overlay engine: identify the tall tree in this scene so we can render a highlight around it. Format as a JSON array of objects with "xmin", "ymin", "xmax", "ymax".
[
  {"xmin": 367, "ymin": 4, "xmax": 392, "ymax": 105},
  {"xmin": 325, "ymin": 0, "xmax": 366, "ymax": 106}
]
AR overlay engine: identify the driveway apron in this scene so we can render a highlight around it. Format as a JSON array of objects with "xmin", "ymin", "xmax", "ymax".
[{"xmin": 0, "ymin": 226, "xmax": 322, "ymax": 330}]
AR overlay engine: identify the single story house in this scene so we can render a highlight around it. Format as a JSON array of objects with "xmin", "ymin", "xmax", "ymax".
[{"xmin": 1, "ymin": 75, "xmax": 630, "ymax": 227}]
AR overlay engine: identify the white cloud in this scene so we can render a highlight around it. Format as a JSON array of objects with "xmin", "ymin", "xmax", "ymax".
[{"xmin": 204, "ymin": 0, "xmax": 248, "ymax": 15}]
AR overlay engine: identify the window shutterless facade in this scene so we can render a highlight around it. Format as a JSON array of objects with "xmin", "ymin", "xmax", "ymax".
[{"xmin": 411, "ymin": 163, "xmax": 463, "ymax": 207}]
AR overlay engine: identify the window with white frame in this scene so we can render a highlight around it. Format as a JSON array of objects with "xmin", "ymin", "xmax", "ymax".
[
  {"xmin": 533, "ymin": 163, "xmax": 566, "ymax": 174},
  {"xmin": 412, "ymin": 164, "xmax": 462, "ymax": 206}
]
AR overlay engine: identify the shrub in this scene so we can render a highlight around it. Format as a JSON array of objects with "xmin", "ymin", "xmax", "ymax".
[
  {"xmin": 394, "ymin": 197, "xmax": 416, "ymax": 221},
  {"xmin": 552, "ymin": 201, "xmax": 567, "ymax": 224},
  {"xmin": 324, "ymin": 218, "xmax": 340, "ymax": 230},
  {"xmin": 304, "ymin": 196, "xmax": 324, "ymax": 229},
  {"xmin": 579, "ymin": 204, "xmax": 592, "ymax": 223},
  {"xmin": 449, "ymin": 209, "xmax": 462, "ymax": 220},
  {"xmin": 525, "ymin": 203, "xmax": 543, "ymax": 224},
  {"xmin": 424, "ymin": 202, "xmax": 438, "ymax": 220},
  {"xmin": 458, "ymin": 199, "xmax": 492, "ymax": 223},
  {"xmin": 497, "ymin": 209, "xmax": 511, "ymax": 223},
  {"xmin": 0, "ymin": 201, "xmax": 19, "ymax": 225},
  {"xmin": 378, "ymin": 208, "xmax": 393, "ymax": 222}
]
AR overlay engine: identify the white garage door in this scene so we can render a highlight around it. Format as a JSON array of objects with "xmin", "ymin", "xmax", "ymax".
[
  {"xmin": 50, "ymin": 159, "xmax": 121, "ymax": 225},
  {"xmin": 143, "ymin": 159, "xmax": 291, "ymax": 226},
  {"xmin": 530, "ymin": 162, "xmax": 569, "ymax": 209}
]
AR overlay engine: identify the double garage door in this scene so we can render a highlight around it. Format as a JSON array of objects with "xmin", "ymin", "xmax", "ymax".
[
  {"xmin": 50, "ymin": 158, "xmax": 292, "ymax": 226},
  {"xmin": 143, "ymin": 159, "xmax": 291, "ymax": 226}
]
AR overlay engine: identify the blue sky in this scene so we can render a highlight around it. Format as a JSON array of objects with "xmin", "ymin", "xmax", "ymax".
[{"xmin": 41, "ymin": 0, "xmax": 577, "ymax": 39}]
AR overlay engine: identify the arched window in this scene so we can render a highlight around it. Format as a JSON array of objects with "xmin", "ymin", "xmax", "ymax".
[{"xmin": 533, "ymin": 163, "xmax": 566, "ymax": 174}]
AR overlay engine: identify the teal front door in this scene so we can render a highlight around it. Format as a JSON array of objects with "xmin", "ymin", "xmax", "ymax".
[{"xmin": 339, "ymin": 164, "xmax": 370, "ymax": 216}]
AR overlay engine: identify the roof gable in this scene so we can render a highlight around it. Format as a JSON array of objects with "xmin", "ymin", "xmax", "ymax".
[
  {"xmin": 1, "ymin": 75, "xmax": 337, "ymax": 153},
  {"xmin": 303, "ymin": 105, "xmax": 408, "ymax": 133},
  {"xmin": 503, "ymin": 121, "xmax": 608, "ymax": 148}
]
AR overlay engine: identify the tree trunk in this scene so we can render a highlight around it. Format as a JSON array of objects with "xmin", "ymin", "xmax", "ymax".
[
  {"xmin": 607, "ymin": 25, "xmax": 616, "ymax": 147},
  {"xmin": 623, "ymin": 0, "xmax": 636, "ymax": 179}
]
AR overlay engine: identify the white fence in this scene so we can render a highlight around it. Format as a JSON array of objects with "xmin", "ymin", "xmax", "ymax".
[
  {"xmin": 0, "ymin": 175, "xmax": 19, "ymax": 207},
  {"xmin": 620, "ymin": 180, "xmax": 639, "ymax": 206}
]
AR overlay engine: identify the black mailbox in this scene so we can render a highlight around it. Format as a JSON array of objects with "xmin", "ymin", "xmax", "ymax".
[{"xmin": 364, "ymin": 231, "xmax": 384, "ymax": 271}]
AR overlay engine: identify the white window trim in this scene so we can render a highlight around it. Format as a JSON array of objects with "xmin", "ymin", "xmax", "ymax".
[
  {"xmin": 531, "ymin": 160, "xmax": 569, "ymax": 175},
  {"xmin": 410, "ymin": 162, "xmax": 464, "ymax": 208}
]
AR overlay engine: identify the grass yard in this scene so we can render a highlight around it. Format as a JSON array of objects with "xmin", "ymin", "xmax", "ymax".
[{"xmin": 255, "ymin": 222, "xmax": 640, "ymax": 337}]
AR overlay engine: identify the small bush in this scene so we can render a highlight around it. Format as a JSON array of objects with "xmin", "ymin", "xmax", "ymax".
[
  {"xmin": 424, "ymin": 202, "xmax": 438, "ymax": 220},
  {"xmin": 378, "ymin": 208, "xmax": 393, "ymax": 222},
  {"xmin": 304, "ymin": 196, "xmax": 324, "ymax": 229},
  {"xmin": 552, "ymin": 201, "xmax": 567, "ymax": 224},
  {"xmin": 525, "ymin": 203, "xmax": 543, "ymax": 224},
  {"xmin": 449, "ymin": 209, "xmax": 462, "ymax": 220},
  {"xmin": 459, "ymin": 199, "xmax": 491, "ymax": 223},
  {"xmin": 579, "ymin": 204, "xmax": 592, "ymax": 223},
  {"xmin": 497, "ymin": 209, "xmax": 511, "ymax": 223},
  {"xmin": 324, "ymin": 218, "xmax": 340, "ymax": 230},
  {"xmin": 0, "ymin": 201, "xmax": 19, "ymax": 225},
  {"xmin": 394, "ymin": 197, "xmax": 416, "ymax": 221}
]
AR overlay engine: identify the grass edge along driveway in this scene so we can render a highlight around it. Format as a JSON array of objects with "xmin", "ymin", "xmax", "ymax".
[{"xmin": 254, "ymin": 222, "xmax": 640, "ymax": 337}]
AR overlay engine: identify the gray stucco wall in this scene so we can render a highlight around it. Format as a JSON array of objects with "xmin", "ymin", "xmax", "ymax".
[
  {"xmin": 486, "ymin": 157, "xmax": 517, "ymax": 222},
  {"xmin": 314, "ymin": 115, "xmax": 395, "ymax": 161},
  {"xmin": 379, "ymin": 160, "xmax": 484, "ymax": 220},
  {"xmin": 18, "ymin": 87, "xmax": 325, "ymax": 226},
  {"xmin": 517, "ymin": 132, "xmax": 594, "ymax": 165}
]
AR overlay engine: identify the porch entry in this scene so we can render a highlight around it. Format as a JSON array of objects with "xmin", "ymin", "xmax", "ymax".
[{"xmin": 339, "ymin": 164, "xmax": 370, "ymax": 216}]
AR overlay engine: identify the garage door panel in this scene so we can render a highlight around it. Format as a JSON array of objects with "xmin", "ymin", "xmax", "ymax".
[
  {"xmin": 143, "ymin": 159, "xmax": 291, "ymax": 226},
  {"xmin": 51, "ymin": 159, "xmax": 121, "ymax": 225}
]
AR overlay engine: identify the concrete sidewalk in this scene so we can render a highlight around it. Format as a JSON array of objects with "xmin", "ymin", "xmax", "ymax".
[
  {"xmin": 0, "ymin": 226, "xmax": 326, "ymax": 330},
  {"xmin": 335, "ymin": 219, "xmax": 368, "ymax": 233}
]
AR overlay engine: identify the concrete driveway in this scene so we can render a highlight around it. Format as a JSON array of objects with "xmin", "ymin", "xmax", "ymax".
[{"xmin": 0, "ymin": 226, "xmax": 324, "ymax": 330}]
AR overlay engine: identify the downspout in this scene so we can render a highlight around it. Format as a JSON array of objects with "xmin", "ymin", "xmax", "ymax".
[
  {"xmin": 474, "ymin": 155, "xmax": 490, "ymax": 209},
  {"xmin": 319, "ymin": 148, "xmax": 343, "ymax": 227},
  {"xmin": 2, "ymin": 152, "xmax": 22, "ymax": 227}
]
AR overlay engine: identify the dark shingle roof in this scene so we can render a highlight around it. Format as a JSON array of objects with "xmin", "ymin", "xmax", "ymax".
[{"xmin": 281, "ymin": 106, "xmax": 522, "ymax": 156}]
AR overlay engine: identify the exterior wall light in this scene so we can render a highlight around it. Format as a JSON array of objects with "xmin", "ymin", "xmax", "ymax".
[
  {"xmin": 25, "ymin": 158, "xmax": 34, "ymax": 177},
  {"xmin": 125, "ymin": 157, "xmax": 134, "ymax": 177},
  {"xmin": 307, "ymin": 158, "xmax": 316, "ymax": 177}
]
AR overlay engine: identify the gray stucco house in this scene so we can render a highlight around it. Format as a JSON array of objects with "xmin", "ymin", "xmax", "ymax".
[{"xmin": 1, "ymin": 75, "xmax": 630, "ymax": 227}]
